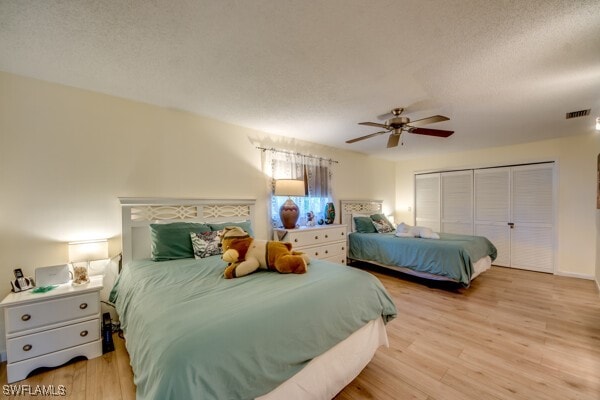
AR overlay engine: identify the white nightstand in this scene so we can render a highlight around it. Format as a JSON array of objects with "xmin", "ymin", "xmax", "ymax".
[
  {"xmin": 0, "ymin": 276, "xmax": 103, "ymax": 383},
  {"xmin": 274, "ymin": 224, "xmax": 348, "ymax": 265}
]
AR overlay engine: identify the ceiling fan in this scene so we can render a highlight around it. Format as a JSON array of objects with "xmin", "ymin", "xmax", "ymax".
[{"xmin": 346, "ymin": 108, "xmax": 454, "ymax": 148}]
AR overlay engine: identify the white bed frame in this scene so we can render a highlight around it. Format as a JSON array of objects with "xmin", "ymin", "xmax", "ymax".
[
  {"xmin": 339, "ymin": 199, "xmax": 491, "ymax": 283},
  {"xmin": 119, "ymin": 197, "xmax": 388, "ymax": 399},
  {"xmin": 120, "ymin": 197, "xmax": 256, "ymax": 266}
]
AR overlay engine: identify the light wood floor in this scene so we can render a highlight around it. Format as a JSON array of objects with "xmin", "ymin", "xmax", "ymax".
[{"xmin": 2, "ymin": 265, "xmax": 599, "ymax": 399}]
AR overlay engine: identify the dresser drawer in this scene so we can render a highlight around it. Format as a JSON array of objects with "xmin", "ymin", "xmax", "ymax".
[
  {"xmin": 305, "ymin": 242, "xmax": 346, "ymax": 260},
  {"xmin": 7, "ymin": 318, "xmax": 100, "ymax": 363},
  {"xmin": 287, "ymin": 226, "xmax": 347, "ymax": 248},
  {"xmin": 5, "ymin": 292, "xmax": 100, "ymax": 334}
]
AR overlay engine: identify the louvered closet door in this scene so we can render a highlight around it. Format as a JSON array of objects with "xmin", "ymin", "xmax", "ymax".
[
  {"xmin": 510, "ymin": 164, "xmax": 554, "ymax": 273},
  {"xmin": 415, "ymin": 173, "xmax": 440, "ymax": 232},
  {"xmin": 441, "ymin": 171, "xmax": 473, "ymax": 235},
  {"xmin": 474, "ymin": 168, "xmax": 511, "ymax": 267}
]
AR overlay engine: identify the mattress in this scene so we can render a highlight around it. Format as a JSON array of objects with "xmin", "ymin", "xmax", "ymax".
[{"xmin": 110, "ymin": 256, "xmax": 397, "ymax": 399}]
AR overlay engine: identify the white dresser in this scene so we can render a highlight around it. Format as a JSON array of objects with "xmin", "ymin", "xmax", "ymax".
[
  {"xmin": 1, "ymin": 276, "xmax": 103, "ymax": 383},
  {"xmin": 274, "ymin": 224, "xmax": 347, "ymax": 265}
]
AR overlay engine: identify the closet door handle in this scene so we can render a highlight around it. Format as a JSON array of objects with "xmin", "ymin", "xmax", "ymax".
[{"xmin": 508, "ymin": 223, "xmax": 514, "ymax": 229}]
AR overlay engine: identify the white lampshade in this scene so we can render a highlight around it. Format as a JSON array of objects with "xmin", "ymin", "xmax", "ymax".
[
  {"xmin": 69, "ymin": 239, "xmax": 109, "ymax": 263},
  {"xmin": 274, "ymin": 179, "xmax": 306, "ymax": 197}
]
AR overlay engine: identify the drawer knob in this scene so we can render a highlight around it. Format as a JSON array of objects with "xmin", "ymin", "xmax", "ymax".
[
  {"xmin": 325, "ymin": 250, "xmax": 328, "ymax": 254},
  {"xmin": 315, "ymin": 236, "xmax": 319, "ymax": 240},
  {"xmin": 80, "ymin": 330, "xmax": 88, "ymax": 337},
  {"xmin": 341, "ymin": 232, "xmax": 345, "ymax": 236},
  {"xmin": 294, "ymin": 238, "xmax": 298, "ymax": 242},
  {"xmin": 315, "ymin": 252, "xmax": 319, "ymax": 256},
  {"xmin": 325, "ymin": 234, "xmax": 328, "ymax": 238},
  {"xmin": 342, "ymin": 247, "xmax": 345, "ymax": 251},
  {"xmin": 79, "ymin": 303, "xmax": 88, "ymax": 310},
  {"xmin": 21, "ymin": 314, "xmax": 31, "ymax": 321},
  {"xmin": 23, "ymin": 344, "xmax": 32, "ymax": 352}
]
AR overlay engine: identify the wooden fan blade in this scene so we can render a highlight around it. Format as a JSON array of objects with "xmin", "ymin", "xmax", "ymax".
[
  {"xmin": 387, "ymin": 134, "xmax": 400, "ymax": 148},
  {"xmin": 346, "ymin": 131, "xmax": 387, "ymax": 144},
  {"xmin": 408, "ymin": 127, "xmax": 454, "ymax": 137},
  {"xmin": 358, "ymin": 121, "xmax": 389, "ymax": 129},
  {"xmin": 408, "ymin": 115, "xmax": 449, "ymax": 127}
]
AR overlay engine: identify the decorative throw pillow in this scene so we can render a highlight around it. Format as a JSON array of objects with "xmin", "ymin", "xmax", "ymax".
[
  {"xmin": 353, "ymin": 216, "xmax": 377, "ymax": 233},
  {"xmin": 150, "ymin": 222, "xmax": 211, "ymax": 261},
  {"xmin": 190, "ymin": 231, "xmax": 223, "ymax": 259},
  {"xmin": 370, "ymin": 213, "xmax": 395, "ymax": 230},
  {"xmin": 372, "ymin": 219, "xmax": 394, "ymax": 233}
]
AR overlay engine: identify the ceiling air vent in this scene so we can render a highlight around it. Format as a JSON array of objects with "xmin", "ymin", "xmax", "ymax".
[{"xmin": 565, "ymin": 109, "xmax": 590, "ymax": 119}]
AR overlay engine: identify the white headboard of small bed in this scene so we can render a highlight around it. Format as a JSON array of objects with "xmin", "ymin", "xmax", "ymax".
[
  {"xmin": 339, "ymin": 199, "xmax": 383, "ymax": 232},
  {"xmin": 120, "ymin": 197, "xmax": 256, "ymax": 265}
]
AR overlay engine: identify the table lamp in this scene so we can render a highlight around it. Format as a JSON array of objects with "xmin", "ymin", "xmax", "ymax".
[
  {"xmin": 68, "ymin": 239, "xmax": 108, "ymax": 285},
  {"xmin": 274, "ymin": 179, "xmax": 306, "ymax": 229}
]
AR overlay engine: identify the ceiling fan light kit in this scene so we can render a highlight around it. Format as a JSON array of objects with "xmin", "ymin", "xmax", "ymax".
[{"xmin": 347, "ymin": 107, "xmax": 454, "ymax": 148}]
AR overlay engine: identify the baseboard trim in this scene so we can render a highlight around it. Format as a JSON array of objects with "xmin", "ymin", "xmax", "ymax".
[{"xmin": 554, "ymin": 271, "xmax": 594, "ymax": 280}]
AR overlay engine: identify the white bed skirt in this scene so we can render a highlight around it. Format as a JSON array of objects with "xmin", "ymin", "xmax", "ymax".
[{"xmin": 257, "ymin": 317, "xmax": 389, "ymax": 400}]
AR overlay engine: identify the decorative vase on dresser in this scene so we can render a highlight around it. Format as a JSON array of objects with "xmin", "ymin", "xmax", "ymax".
[
  {"xmin": 273, "ymin": 224, "xmax": 347, "ymax": 265},
  {"xmin": 0, "ymin": 275, "xmax": 103, "ymax": 383},
  {"xmin": 324, "ymin": 202, "xmax": 336, "ymax": 224}
]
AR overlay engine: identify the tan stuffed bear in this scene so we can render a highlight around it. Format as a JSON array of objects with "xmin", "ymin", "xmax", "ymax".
[{"xmin": 219, "ymin": 226, "xmax": 310, "ymax": 279}]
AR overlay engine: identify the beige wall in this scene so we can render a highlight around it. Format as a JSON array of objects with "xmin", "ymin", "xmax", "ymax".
[
  {"xmin": 395, "ymin": 133, "xmax": 600, "ymax": 279},
  {"xmin": 0, "ymin": 72, "xmax": 396, "ymax": 353}
]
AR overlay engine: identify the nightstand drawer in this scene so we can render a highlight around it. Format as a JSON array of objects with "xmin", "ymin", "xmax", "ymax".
[
  {"xmin": 287, "ymin": 226, "xmax": 346, "ymax": 248},
  {"xmin": 7, "ymin": 318, "xmax": 100, "ymax": 363},
  {"xmin": 306, "ymin": 242, "xmax": 346, "ymax": 259},
  {"xmin": 5, "ymin": 292, "xmax": 100, "ymax": 334}
]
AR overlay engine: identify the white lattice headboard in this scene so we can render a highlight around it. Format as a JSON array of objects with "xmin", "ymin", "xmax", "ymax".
[
  {"xmin": 339, "ymin": 199, "xmax": 383, "ymax": 232},
  {"xmin": 120, "ymin": 198, "xmax": 256, "ymax": 265}
]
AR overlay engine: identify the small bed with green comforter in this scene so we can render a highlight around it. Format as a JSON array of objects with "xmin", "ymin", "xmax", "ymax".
[
  {"xmin": 348, "ymin": 232, "xmax": 497, "ymax": 286},
  {"xmin": 110, "ymin": 256, "xmax": 396, "ymax": 400}
]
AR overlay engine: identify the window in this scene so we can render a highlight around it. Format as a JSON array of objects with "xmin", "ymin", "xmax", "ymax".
[{"xmin": 265, "ymin": 150, "xmax": 333, "ymax": 228}]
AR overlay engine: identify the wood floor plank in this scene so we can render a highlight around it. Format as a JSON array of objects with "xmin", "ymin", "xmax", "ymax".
[{"xmin": 1, "ymin": 266, "xmax": 598, "ymax": 399}]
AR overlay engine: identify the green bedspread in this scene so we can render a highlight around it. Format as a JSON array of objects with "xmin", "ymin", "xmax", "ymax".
[
  {"xmin": 110, "ymin": 256, "xmax": 396, "ymax": 400},
  {"xmin": 348, "ymin": 232, "xmax": 497, "ymax": 285}
]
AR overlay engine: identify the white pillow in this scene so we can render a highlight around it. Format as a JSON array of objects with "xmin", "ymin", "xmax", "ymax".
[
  {"xmin": 395, "ymin": 222, "xmax": 415, "ymax": 237},
  {"xmin": 396, "ymin": 222, "xmax": 412, "ymax": 234},
  {"xmin": 394, "ymin": 223, "xmax": 440, "ymax": 239},
  {"xmin": 413, "ymin": 226, "xmax": 440, "ymax": 239},
  {"xmin": 395, "ymin": 232, "xmax": 415, "ymax": 238}
]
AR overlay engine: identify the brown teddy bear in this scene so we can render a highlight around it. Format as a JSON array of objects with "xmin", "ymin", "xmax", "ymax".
[{"xmin": 219, "ymin": 226, "xmax": 310, "ymax": 279}]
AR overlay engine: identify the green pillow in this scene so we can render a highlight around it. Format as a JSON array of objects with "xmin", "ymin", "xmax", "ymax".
[
  {"xmin": 150, "ymin": 222, "xmax": 211, "ymax": 261},
  {"xmin": 353, "ymin": 216, "xmax": 377, "ymax": 233},
  {"xmin": 208, "ymin": 220, "xmax": 254, "ymax": 237},
  {"xmin": 370, "ymin": 213, "xmax": 394, "ymax": 230}
]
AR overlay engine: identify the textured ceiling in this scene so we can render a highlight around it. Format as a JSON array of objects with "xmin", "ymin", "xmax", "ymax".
[{"xmin": 1, "ymin": 0, "xmax": 599, "ymax": 160}]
